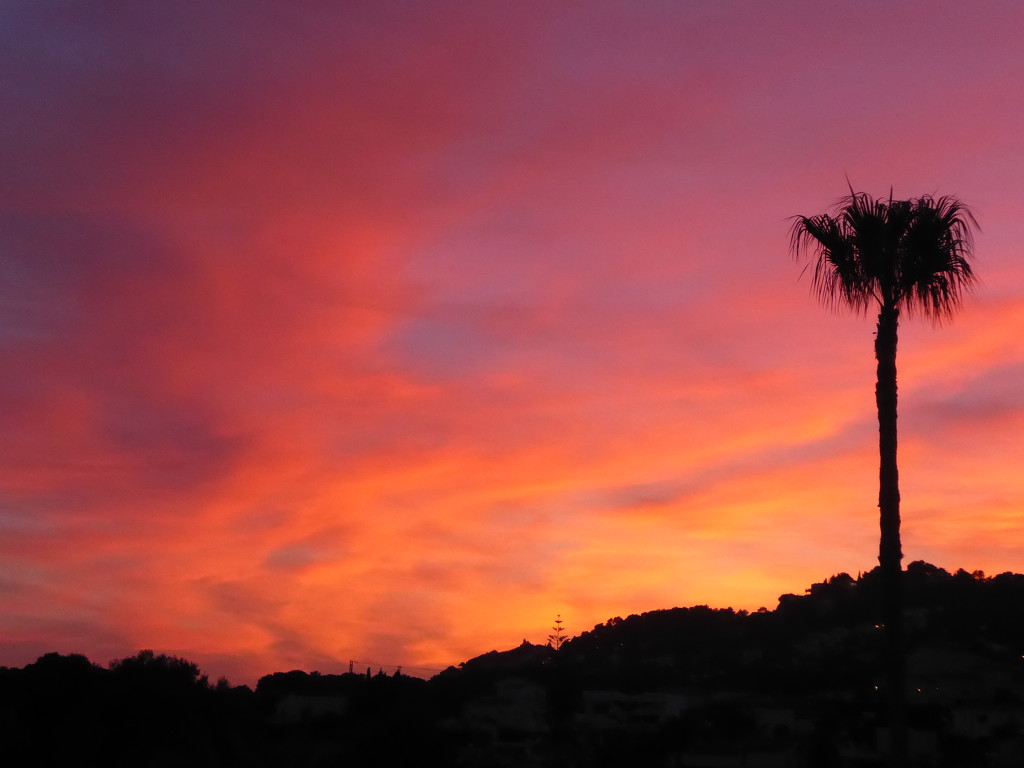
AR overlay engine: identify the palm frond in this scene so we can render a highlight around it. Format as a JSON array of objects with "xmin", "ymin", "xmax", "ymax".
[
  {"xmin": 789, "ymin": 211, "xmax": 873, "ymax": 314},
  {"xmin": 897, "ymin": 195, "xmax": 978, "ymax": 320},
  {"xmin": 789, "ymin": 189, "xmax": 979, "ymax": 321}
]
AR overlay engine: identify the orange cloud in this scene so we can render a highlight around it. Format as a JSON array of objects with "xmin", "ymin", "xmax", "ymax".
[{"xmin": 2, "ymin": 2, "xmax": 1023, "ymax": 685}]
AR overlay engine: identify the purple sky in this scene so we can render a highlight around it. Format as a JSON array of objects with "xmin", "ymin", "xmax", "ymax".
[{"xmin": 2, "ymin": 0, "xmax": 1023, "ymax": 684}]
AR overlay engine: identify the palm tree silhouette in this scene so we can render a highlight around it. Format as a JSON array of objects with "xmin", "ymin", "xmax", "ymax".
[{"xmin": 790, "ymin": 188, "xmax": 977, "ymax": 766}]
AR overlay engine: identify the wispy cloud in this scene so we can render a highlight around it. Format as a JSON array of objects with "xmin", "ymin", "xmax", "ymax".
[{"xmin": 1, "ymin": 1, "xmax": 1022, "ymax": 684}]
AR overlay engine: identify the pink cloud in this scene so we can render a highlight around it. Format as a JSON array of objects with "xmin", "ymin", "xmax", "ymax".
[{"xmin": 2, "ymin": 1, "xmax": 1023, "ymax": 685}]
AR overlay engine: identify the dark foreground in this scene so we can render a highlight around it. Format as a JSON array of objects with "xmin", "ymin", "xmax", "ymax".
[{"xmin": 3, "ymin": 562, "xmax": 1024, "ymax": 767}]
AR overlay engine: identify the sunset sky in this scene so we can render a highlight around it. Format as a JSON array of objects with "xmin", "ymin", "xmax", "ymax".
[{"xmin": 3, "ymin": 1, "xmax": 1024, "ymax": 685}]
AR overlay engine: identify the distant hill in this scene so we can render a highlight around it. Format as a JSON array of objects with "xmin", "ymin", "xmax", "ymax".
[
  {"xmin": 6, "ymin": 562, "xmax": 1024, "ymax": 766},
  {"xmin": 446, "ymin": 561, "xmax": 1024, "ymax": 689}
]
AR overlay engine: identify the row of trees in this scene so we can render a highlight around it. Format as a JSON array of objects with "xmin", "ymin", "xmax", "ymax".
[{"xmin": 8, "ymin": 561, "xmax": 1024, "ymax": 766}]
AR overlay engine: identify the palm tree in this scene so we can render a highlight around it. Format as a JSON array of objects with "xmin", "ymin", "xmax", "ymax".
[{"xmin": 790, "ymin": 188, "xmax": 977, "ymax": 766}]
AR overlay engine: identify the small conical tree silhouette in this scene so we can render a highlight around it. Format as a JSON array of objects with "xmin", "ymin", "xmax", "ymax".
[
  {"xmin": 548, "ymin": 615, "xmax": 566, "ymax": 650},
  {"xmin": 790, "ymin": 187, "xmax": 977, "ymax": 767}
]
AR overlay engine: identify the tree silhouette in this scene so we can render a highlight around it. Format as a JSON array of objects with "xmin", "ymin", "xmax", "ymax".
[
  {"xmin": 548, "ymin": 615, "xmax": 566, "ymax": 650},
  {"xmin": 790, "ymin": 188, "xmax": 978, "ymax": 766}
]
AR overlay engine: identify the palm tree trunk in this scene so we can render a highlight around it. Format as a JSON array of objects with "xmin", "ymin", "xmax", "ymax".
[{"xmin": 875, "ymin": 304, "xmax": 905, "ymax": 766}]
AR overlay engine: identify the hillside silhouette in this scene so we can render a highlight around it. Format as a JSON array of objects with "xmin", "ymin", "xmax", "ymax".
[{"xmin": 3, "ymin": 562, "xmax": 1024, "ymax": 767}]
